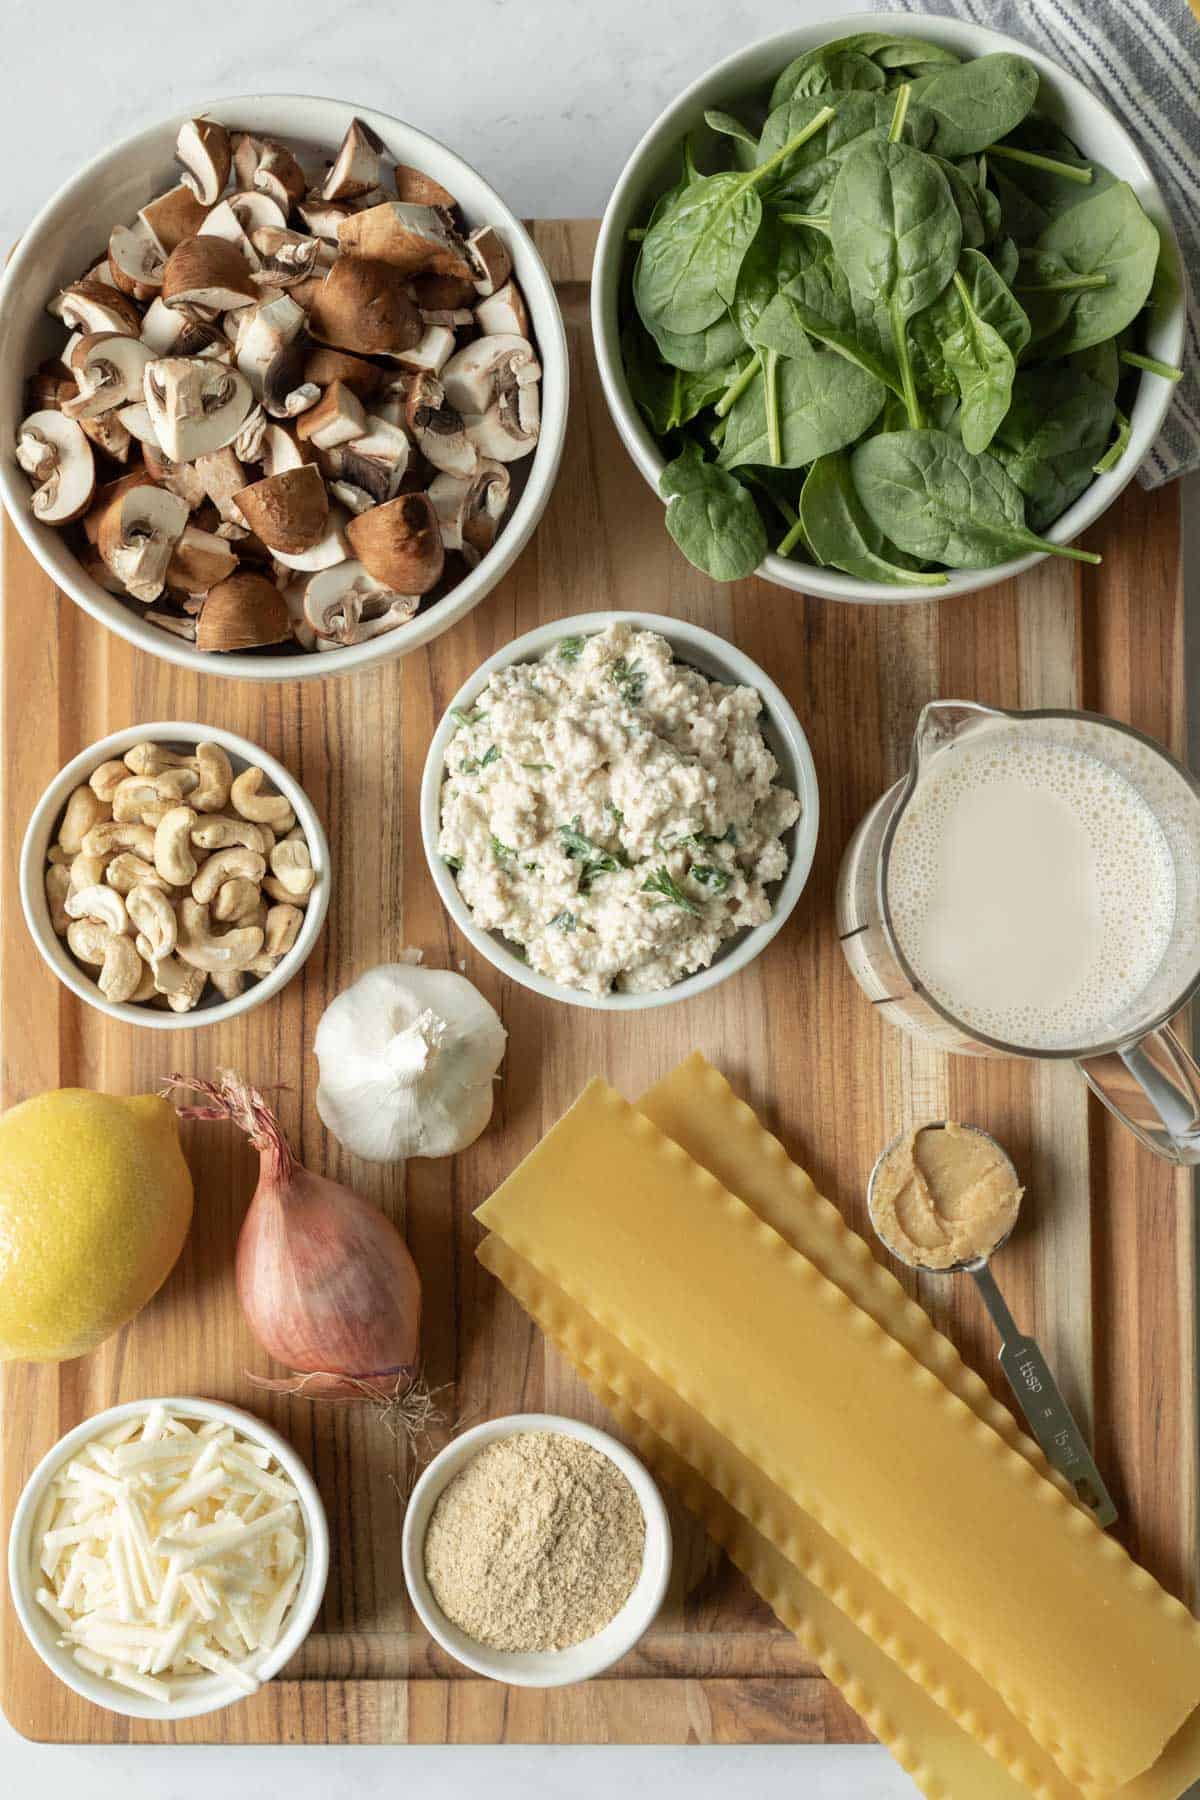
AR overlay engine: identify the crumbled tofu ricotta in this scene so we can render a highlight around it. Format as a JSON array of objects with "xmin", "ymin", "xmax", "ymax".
[{"xmin": 437, "ymin": 622, "xmax": 801, "ymax": 995}]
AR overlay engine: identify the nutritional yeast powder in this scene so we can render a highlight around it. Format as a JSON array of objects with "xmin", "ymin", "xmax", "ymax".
[{"xmin": 422, "ymin": 1430, "xmax": 647, "ymax": 1651}]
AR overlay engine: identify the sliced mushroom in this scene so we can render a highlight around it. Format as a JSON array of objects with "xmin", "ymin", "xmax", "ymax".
[
  {"xmin": 392, "ymin": 324, "xmax": 456, "ymax": 376},
  {"xmin": 83, "ymin": 469, "xmax": 158, "ymax": 543},
  {"xmin": 108, "ymin": 221, "xmax": 167, "ymax": 302},
  {"xmin": 139, "ymin": 184, "xmax": 213, "ymax": 253},
  {"xmin": 270, "ymin": 503, "xmax": 349, "ymax": 572},
  {"xmin": 162, "ymin": 236, "xmax": 257, "ymax": 313},
  {"xmin": 466, "ymin": 376, "xmax": 540, "ymax": 462},
  {"xmin": 165, "ymin": 525, "xmax": 239, "ymax": 597},
  {"xmin": 233, "ymin": 403, "xmax": 267, "ymax": 463},
  {"xmin": 337, "ymin": 415, "xmax": 409, "ymax": 502},
  {"xmin": 232, "ymin": 292, "xmax": 314, "ymax": 419},
  {"xmin": 196, "ymin": 572, "xmax": 291, "ymax": 651},
  {"xmin": 428, "ymin": 459, "xmax": 510, "ymax": 558},
  {"xmin": 15, "ymin": 412, "xmax": 96, "ymax": 524},
  {"xmin": 80, "ymin": 411, "xmax": 134, "ymax": 464},
  {"xmin": 63, "ymin": 333, "xmax": 154, "ymax": 421},
  {"xmin": 250, "ymin": 226, "xmax": 335, "ymax": 289},
  {"xmin": 29, "ymin": 358, "xmax": 76, "ymax": 411},
  {"xmin": 411, "ymin": 271, "xmax": 476, "ymax": 314},
  {"xmin": 199, "ymin": 197, "xmax": 265, "ymax": 272},
  {"xmin": 346, "ymin": 492, "xmax": 443, "ymax": 593},
  {"xmin": 294, "ymin": 378, "xmax": 366, "ymax": 449},
  {"xmin": 441, "ymin": 333, "xmax": 541, "ymax": 415},
  {"xmin": 143, "ymin": 358, "xmax": 254, "ymax": 462},
  {"xmin": 248, "ymin": 140, "xmax": 307, "ymax": 213},
  {"xmin": 329, "ymin": 480, "xmax": 375, "ymax": 514},
  {"xmin": 307, "ymin": 256, "xmax": 422, "ymax": 355},
  {"xmin": 48, "ymin": 281, "xmax": 142, "ymax": 337},
  {"xmin": 234, "ymin": 464, "xmax": 328, "ymax": 554},
  {"xmin": 96, "ymin": 483, "xmax": 189, "ymax": 602},
  {"xmin": 176, "ymin": 118, "xmax": 232, "ymax": 205},
  {"xmin": 465, "ymin": 225, "xmax": 512, "ymax": 297},
  {"xmin": 337, "ymin": 202, "xmax": 473, "ymax": 280},
  {"xmin": 322, "ymin": 118, "xmax": 384, "ymax": 202},
  {"xmin": 259, "ymin": 422, "xmax": 312, "ymax": 477},
  {"xmin": 476, "ymin": 278, "xmax": 530, "ymax": 338},
  {"xmin": 394, "ymin": 165, "xmax": 460, "ymax": 212},
  {"xmin": 115, "ymin": 403, "xmax": 160, "ymax": 449},
  {"xmin": 193, "ymin": 446, "xmax": 250, "ymax": 526},
  {"xmin": 303, "ymin": 558, "xmax": 418, "ymax": 644},
  {"xmin": 404, "ymin": 371, "xmax": 478, "ymax": 477},
  {"xmin": 297, "ymin": 195, "xmax": 353, "ymax": 240},
  {"xmin": 140, "ymin": 295, "xmax": 224, "ymax": 356},
  {"xmin": 228, "ymin": 190, "xmax": 290, "ymax": 237}
]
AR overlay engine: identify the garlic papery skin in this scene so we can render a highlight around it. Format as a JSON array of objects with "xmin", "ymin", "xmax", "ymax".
[{"xmin": 314, "ymin": 963, "xmax": 506, "ymax": 1161}]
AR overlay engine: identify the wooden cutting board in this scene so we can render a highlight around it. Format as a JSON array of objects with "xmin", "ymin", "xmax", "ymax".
[{"xmin": 1, "ymin": 220, "xmax": 1195, "ymax": 1748}]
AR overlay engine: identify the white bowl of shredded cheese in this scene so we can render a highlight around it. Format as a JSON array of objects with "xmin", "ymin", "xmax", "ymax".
[
  {"xmin": 8, "ymin": 1397, "xmax": 328, "ymax": 1720},
  {"xmin": 421, "ymin": 612, "xmax": 819, "ymax": 1008}
]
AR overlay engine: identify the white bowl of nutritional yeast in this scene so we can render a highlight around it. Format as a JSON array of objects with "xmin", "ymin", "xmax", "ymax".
[
  {"xmin": 420, "ymin": 610, "xmax": 819, "ymax": 1010},
  {"xmin": 402, "ymin": 1412, "xmax": 672, "ymax": 1686}
]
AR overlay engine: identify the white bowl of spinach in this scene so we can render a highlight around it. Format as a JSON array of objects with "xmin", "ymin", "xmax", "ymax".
[{"xmin": 593, "ymin": 12, "xmax": 1186, "ymax": 602}]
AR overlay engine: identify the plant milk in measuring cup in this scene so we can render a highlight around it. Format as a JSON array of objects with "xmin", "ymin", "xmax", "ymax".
[{"xmin": 836, "ymin": 702, "xmax": 1200, "ymax": 1163}]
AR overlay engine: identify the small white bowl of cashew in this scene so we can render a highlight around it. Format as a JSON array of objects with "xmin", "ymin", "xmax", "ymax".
[{"xmin": 19, "ymin": 722, "xmax": 330, "ymax": 1030}]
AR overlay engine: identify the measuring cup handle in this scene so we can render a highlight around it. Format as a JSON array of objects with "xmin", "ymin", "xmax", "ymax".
[{"xmin": 1078, "ymin": 1022, "xmax": 1200, "ymax": 1165}]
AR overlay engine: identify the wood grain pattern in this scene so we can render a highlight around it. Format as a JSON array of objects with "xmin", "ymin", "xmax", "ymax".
[{"xmin": 0, "ymin": 220, "xmax": 1194, "ymax": 1748}]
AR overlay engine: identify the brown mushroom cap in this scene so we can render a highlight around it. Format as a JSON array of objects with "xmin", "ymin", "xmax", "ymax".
[
  {"xmin": 197, "ymin": 572, "xmax": 291, "ymax": 651},
  {"xmin": 162, "ymin": 236, "xmax": 257, "ymax": 312},
  {"xmin": 301, "ymin": 345, "xmax": 382, "ymax": 398},
  {"xmin": 233, "ymin": 464, "xmax": 328, "ymax": 554},
  {"xmin": 345, "ymin": 491, "xmax": 444, "ymax": 593},
  {"xmin": 394, "ymin": 165, "xmax": 460, "ymax": 213},
  {"xmin": 307, "ymin": 257, "xmax": 422, "ymax": 355},
  {"xmin": 177, "ymin": 119, "xmax": 233, "ymax": 206},
  {"xmin": 336, "ymin": 202, "xmax": 473, "ymax": 280}
]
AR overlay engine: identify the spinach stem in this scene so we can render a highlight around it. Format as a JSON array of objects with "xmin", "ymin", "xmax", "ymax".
[
  {"xmin": 763, "ymin": 348, "xmax": 782, "ymax": 466},
  {"xmin": 1014, "ymin": 271, "xmax": 1109, "ymax": 294},
  {"xmin": 1120, "ymin": 349, "xmax": 1183, "ymax": 382},
  {"xmin": 888, "ymin": 83, "xmax": 911, "ymax": 144},
  {"xmin": 777, "ymin": 518, "xmax": 807, "ymax": 557},
  {"xmin": 890, "ymin": 302, "xmax": 924, "ymax": 430},
  {"xmin": 714, "ymin": 352, "xmax": 761, "ymax": 419},
  {"xmin": 709, "ymin": 415, "xmax": 728, "ymax": 447},
  {"xmin": 626, "ymin": 226, "xmax": 647, "ymax": 243},
  {"xmin": 1031, "ymin": 538, "xmax": 1102, "ymax": 564},
  {"xmin": 741, "ymin": 104, "xmax": 838, "ymax": 191},
  {"xmin": 777, "ymin": 212, "xmax": 832, "ymax": 230},
  {"xmin": 986, "ymin": 142, "xmax": 1093, "ymax": 185}
]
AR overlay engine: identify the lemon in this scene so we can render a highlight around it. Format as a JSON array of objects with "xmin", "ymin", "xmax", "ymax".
[{"xmin": 0, "ymin": 1090, "xmax": 193, "ymax": 1363}]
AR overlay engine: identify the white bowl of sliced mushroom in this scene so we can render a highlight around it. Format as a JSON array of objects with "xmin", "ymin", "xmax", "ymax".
[
  {"xmin": 19, "ymin": 724, "xmax": 330, "ymax": 1028},
  {"xmin": 0, "ymin": 97, "xmax": 567, "ymax": 677}
]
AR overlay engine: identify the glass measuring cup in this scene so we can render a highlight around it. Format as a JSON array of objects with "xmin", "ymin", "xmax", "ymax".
[
  {"xmin": 867, "ymin": 1123, "xmax": 1117, "ymax": 1527},
  {"xmin": 837, "ymin": 701, "xmax": 1200, "ymax": 1164}
]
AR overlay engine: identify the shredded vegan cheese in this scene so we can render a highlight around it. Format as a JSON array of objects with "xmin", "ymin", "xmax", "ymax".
[{"xmin": 33, "ymin": 1407, "xmax": 307, "ymax": 1703}]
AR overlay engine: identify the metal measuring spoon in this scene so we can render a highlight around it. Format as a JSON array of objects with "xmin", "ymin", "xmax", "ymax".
[{"xmin": 867, "ymin": 1123, "xmax": 1117, "ymax": 1528}]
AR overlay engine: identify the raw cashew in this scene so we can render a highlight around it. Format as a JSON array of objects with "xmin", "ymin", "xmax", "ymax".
[
  {"xmin": 124, "ymin": 742, "xmax": 195, "ymax": 778},
  {"xmin": 46, "ymin": 844, "xmax": 71, "ymax": 865},
  {"xmin": 58, "ymin": 785, "xmax": 109, "ymax": 855},
  {"xmin": 112, "ymin": 769, "xmax": 198, "ymax": 821},
  {"xmin": 68, "ymin": 852, "xmax": 108, "ymax": 893},
  {"xmin": 105, "ymin": 852, "xmax": 169, "ymax": 895},
  {"xmin": 152, "ymin": 953, "xmax": 207, "ymax": 1012},
  {"xmin": 176, "ymin": 898, "xmax": 263, "ymax": 973},
  {"xmin": 140, "ymin": 800, "xmax": 180, "ymax": 828},
  {"xmin": 230, "ymin": 766, "xmax": 295, "ymax": 830},
  {"xmin": 263, "ymin": 902, "xmax": 303, "ymax": 957},
  {"xmin": 67, "ymin": 919, "xmax": 113, "ymax": 965},
  {"xmin": 64, "ymin": 884, "xmax": 130, "ymax": 936},
  {"xmin": 190, "ymin": 815, "xmax": 269, "ymax": 854},
  {"xmin": 154, "ymin": 806, "xmax": 199, "ymax": 885},
  {"xmin": 131, "ymin": 961, "xmax": 158, "ymax": 1003},
  {"xmin": 190, "ymin": 743, "xmax": 233, "ymax": 812},
  {"xmin": 127, "ymin": 883, "xmax": 177, "ymax": 962},
  {"xmin": 97, "ymin": 935, "xmax": 143, "ymax": 1004},
  {"xmin": 82, "ymin": 821, "xmax": 156, "ymax": 860},
  {"xmin": 89, "ymin": 760, "xmax": 130, "ymax": 804},
  {"xmin": 267, "ymin": 836, "xmax": 315, "ymax": 900},
  {"xmin": 45, "ymin": 864, "xmax": 71, "ymax": 935},
  {"xmin": 212, "ymin": 877, "xmax": 262, "ymax": 923},
  {"xmin": 210, "ymin": 970, "xmax": 245, "ymax": 1001},
  {"xmin": 191, "ymin": 846, "xmax": 266, "ymax": 904}
]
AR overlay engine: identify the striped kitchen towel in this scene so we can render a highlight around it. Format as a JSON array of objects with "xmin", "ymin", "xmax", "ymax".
[{"xmin": 890, "ymin": 0, "xmax": 1200, "ymax": 487}]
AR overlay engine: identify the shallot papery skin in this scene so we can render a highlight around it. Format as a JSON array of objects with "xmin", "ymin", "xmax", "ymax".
[{"xmin": 168, "ymin": 1072, "xmax": 421, "ymax": 1400}]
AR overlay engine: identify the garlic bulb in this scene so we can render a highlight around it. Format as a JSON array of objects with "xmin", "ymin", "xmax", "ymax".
[{"xmin": 314, "ymin": 962, "xmax": 506, "ymax": 1161}]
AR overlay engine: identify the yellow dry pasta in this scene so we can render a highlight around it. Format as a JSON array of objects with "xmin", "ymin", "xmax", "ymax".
[{"xmin": 475, "ymin": 1073, "xmax": 1200, "ymax": 1797}]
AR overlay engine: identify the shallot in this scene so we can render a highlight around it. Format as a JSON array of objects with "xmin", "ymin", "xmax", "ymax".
[{"xmin": 166, "ymin": 1071, "xmax": 422, "ymax": 1406}]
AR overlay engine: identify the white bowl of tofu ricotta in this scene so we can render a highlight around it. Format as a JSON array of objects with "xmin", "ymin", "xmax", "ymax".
[{"xmin": 420, "ymin": 612, "xmax": 818, "ymax": 1008}]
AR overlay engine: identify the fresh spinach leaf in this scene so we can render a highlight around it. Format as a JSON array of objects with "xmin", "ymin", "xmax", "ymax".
[
  {"xmin": 719, "ymin": 340, "xmax": 886, "ymax": 470},
  {"xmin": 988, "ymin": 368, "xmax": 1116, "ymax": 529},
  {"xmin": 785, "ymin": 50, "xmax": 887, "ymax": 98},
  {"xmin": 908, "ymin": 53, "xmax": 1039, "ymax": 158},
  {"xmin": 799, "ymin": 451, "xmax": 943, "ymax": 584},
  {"xmin": 704, "ymin": 108, "xmax": 759, "ymax": 170},
  {"xmin": 770, "ymin": 34, "xmax": 958, "ymax": 107},
  {"xmin": 933, "ymin": 155, "xmax": 987, "ymax": 249},
  {"xmin": 910, "ymin": 249, "xmax": 1030, "ymax": 451},
  {"xmin": 758, "ymin": 92, "xmax": 936, "ymax": 211},
  {"xmin": 659, "ymin": 441, "xmax": 767, "ymax": 580},
  {"xmin": 851, "ymin": 428, "xmax": 1101, "ymax": 565},
  {"xmin": 1028, "ymin": 183, "xmax": 1160, "ymax": 354},
  {"xmin": 991, "ymin": 234, "xmax": 1020, "ymax": 285},
  {"xmin": 830, "ymin": 138, "xmax": 962, "ymax": 426}
]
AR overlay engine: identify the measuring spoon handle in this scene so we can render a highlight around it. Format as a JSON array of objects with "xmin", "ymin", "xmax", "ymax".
[{"xmin": 971, "ymin": 1267, "xmax": 1118, "ymax": 1528}]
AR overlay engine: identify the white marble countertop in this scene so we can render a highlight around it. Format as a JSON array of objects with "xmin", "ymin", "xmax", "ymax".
[{"xmin": 0, "ymin": 1, "xmax": 1194, "ymax": 1794}]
